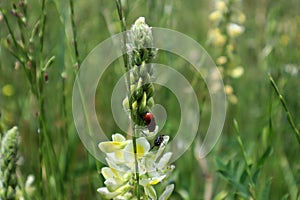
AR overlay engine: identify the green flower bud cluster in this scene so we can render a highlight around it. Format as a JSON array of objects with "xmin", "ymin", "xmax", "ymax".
[
  {"xmin": 123, "ymin": 17, "xmax": 157, "ymax": 127},
  {"xmin": 0, "ymin": 126, "xmax": 19, "ymax": 200}
]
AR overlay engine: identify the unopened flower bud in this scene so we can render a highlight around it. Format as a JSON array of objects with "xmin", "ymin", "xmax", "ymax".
[
  {"xmin": 216, "ymin": 56, "xmax": 228, "ymax": 65},
  {"xmin": 209, "ymin": 11, "xmax": 223, "ymax": 22},
  {"xmin": 61, "ymin": 71, "xmax": 67, "ymax": 79},
  {"xmin": 137, "ymin": 77, "xmax": 143, "ymax": 88},
  {"xmin": 14, "ymin": 61, "xmax": 20, "ymax": 70},
  {"xmin": 132, "ymin": 101, "xmax": 137, "ymax": 111},
  {"xmin": 122, "ymin": 97, "xmax": 129, "ymax": 111},
  {"xmin": 147, "ymin": 97, "xmax": 154, "ymax": 108},
  {"xmin": 227, "ymin": 23, "xmax": 245, "ymax": 38},
  {"xmin": 139, "ymin": 92, "xmax": 147, "ymax": 112},
  {"xmin": 237, "ymin": 12, "xmax": 246, "ymax": 24},
  {"xmin": 216, "ymin": 0, "xmax": 227, "ymax": 13}
]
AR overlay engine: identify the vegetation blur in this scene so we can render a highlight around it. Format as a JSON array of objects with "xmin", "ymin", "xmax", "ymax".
[{"xmin": 0, "ymin": 0, "xmax": 299, "ymax": 199}]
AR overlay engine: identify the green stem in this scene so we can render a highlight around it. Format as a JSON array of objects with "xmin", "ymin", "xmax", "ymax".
[
  {"xmin": 39, "ymin": 0, "xmax": 46, "ymax": 60},
  {"xmin": 52, "ymin": 1, "xmax": 77, "ymax": 64},
  {"xmin": 115, "ymin": 0, "xmax": 129, "ymax": 69},
  {"xmin": 68, "ymin": 0, "xmax": 101, "ymax": 179},
  {"xmin": 38, "ymin": 1, "xmax": 65, "ymax": 198},
  {"xmin": 1, "ymin": 8, "xmax": 28, "ymax": 68},
  {"xmin": 115, "ymin": 0, "xmax": 131, "ymax": 93},
  {"xmin": 132, "ymin": 126, "xmax": 140, "ymax": 198},
  {"xmin": 116, "ymin": 1, "xmax": 140, "ymax": 198},
  {"xmin": 62, "ymin": 77, "xmax": 70, "ymax": 180},
  {"xmin": 38, "ymin": 96, "xmax": 65, "ymax": 198},
  {"xmin": 1, "ymin": 3, "xmax": 63, "ymax": 198},
  {"xmin": 268, "ymin": 84, "xmax": 273, "ymax": 143},
  {"xmin": 268, "ymin": 74, "xmax": 300, "ymax": 144},
  {"xmin": 38, "ymin": 0, "xmax": 46, "ymax": 197},
  {"xmin": 38, "ymin": 110, "xmax": 44, "ymax": 198},
  {"xmin": 0, "ymin": 8, "xmax": 19, "ymax": 48},
  {"xmin": 233, "ymin": 119, "xmax": 257, "ymax": 199},
  {"xmin": 69, "ymin": 0, "xmax": 81, "ymax": 67}
]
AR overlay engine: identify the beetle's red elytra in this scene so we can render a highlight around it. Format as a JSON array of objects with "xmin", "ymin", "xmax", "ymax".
[{"xmin": 144, "ymin": 112, "xmax": 156, "ymax": 132}]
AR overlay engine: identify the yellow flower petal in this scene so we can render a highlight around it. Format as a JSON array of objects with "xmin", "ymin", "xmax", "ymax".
[
  {"xmin": 149, "ymin": 175, "xmax": 166, "ymax": 185},
  {"xmin": 124, "ymin": 137, "xmax": 150, "ymax": 163},
  {"xmin": 99, "ymin": 141, "xmax": 129, "ymax": 153}
]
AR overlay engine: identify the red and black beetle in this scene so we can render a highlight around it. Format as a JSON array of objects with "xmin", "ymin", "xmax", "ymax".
[{"xmin": 144, "ymin": 112, "xmax": 156, "ymax": 132}]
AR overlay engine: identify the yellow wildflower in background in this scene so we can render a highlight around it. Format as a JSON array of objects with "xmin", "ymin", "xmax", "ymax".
[{"xmin": 2, "ymin": 84, "xmax": 14, "ymax": 97}]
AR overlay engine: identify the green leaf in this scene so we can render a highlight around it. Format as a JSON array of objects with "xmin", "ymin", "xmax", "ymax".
[
  {"xmin": 213, "ymin": 191, "xmax": 228, "ymax": 200},
  {"xmin": 158, "ymin": 184, "xmax": 174, "ymax": 200},
  {"xmin": 260, "ymin": 178, "xmax": 272, "ymax": 200},
  {"xmin": 252, "ymin": 168, "xmax": 260, "ymax": 185},
  {"xmin": 257, "ymin": 146, "xmax": 273, "ymax": 168},
  {"xmin": 233, "ymin": 161, "xmax": 241, "ymax": 180},
  {"xmin": 281, "ymin": 194, "xmax": 289, "ymax": 200},
  {"xmin": 226, "ymin": 160, "xmax": 233, "ymax": 171},
  {"xmin": 215, "ymin": 157, "xmax": 227, "ymax": 170},
  {"xmin": 217, "ymin": 169, "xmax": 232, "ymax": 180},
  {"xmin": 217, "ymin": 170, "xmax": 250, "ymax": 198},
  {"xmin": 177, "ymin": 189, "xmax": 189, "ymax": 200},
  {"xmin": 240, "ymin": 168, "xmax": 248, "ymax": 184}
]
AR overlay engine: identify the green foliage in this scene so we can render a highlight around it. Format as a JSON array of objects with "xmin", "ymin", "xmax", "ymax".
[{"xmin": 0, "ymin": 0, "xmax": 299, "ymax": 199}]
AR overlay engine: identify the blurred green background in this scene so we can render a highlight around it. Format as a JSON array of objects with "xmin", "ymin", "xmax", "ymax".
[{"xmin": 0, "ymin": 0, "xmax": 299, "ymax": 199}]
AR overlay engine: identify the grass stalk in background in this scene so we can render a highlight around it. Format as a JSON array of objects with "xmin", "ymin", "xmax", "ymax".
[
  {"xmin": 37, "ymin": 1, "xmax": 65, "ymax": 197},
  {"xmin": 67, "ymin": 0, "xmax": 102, "ymax": 196},
  {"xmin": 233, "ymin": 119, "xmax": 257, "ymax": 199},
  {"xmin": 194, "ymin": 137, "xmax": 213, "ymax": 200},
  {"xmin": 69, "ymin": 0, "xmax": 81, "ymax": 68},
  {"xmin": 268, "ymin": 74, "xmax": 300, "ymax": 144},
  {"xmin": 1, "ymin": 1, "xmax": 65, "ymax": 198}
]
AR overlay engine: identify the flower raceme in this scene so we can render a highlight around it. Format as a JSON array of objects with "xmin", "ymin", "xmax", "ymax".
[
  {"xmin": 207, "ymin": 0, "xmax": 246, "ymax": 104},
  {"xmin": 98, "ymin": 134, "xmax": 174, "ymax": 200},
  {"xmin": 98, "ymin": 16, "xmax": 175, "ymax": 199},
  {"xmin": 122, "ymin": 17, "xmax": 157, "ymax": 129}
]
